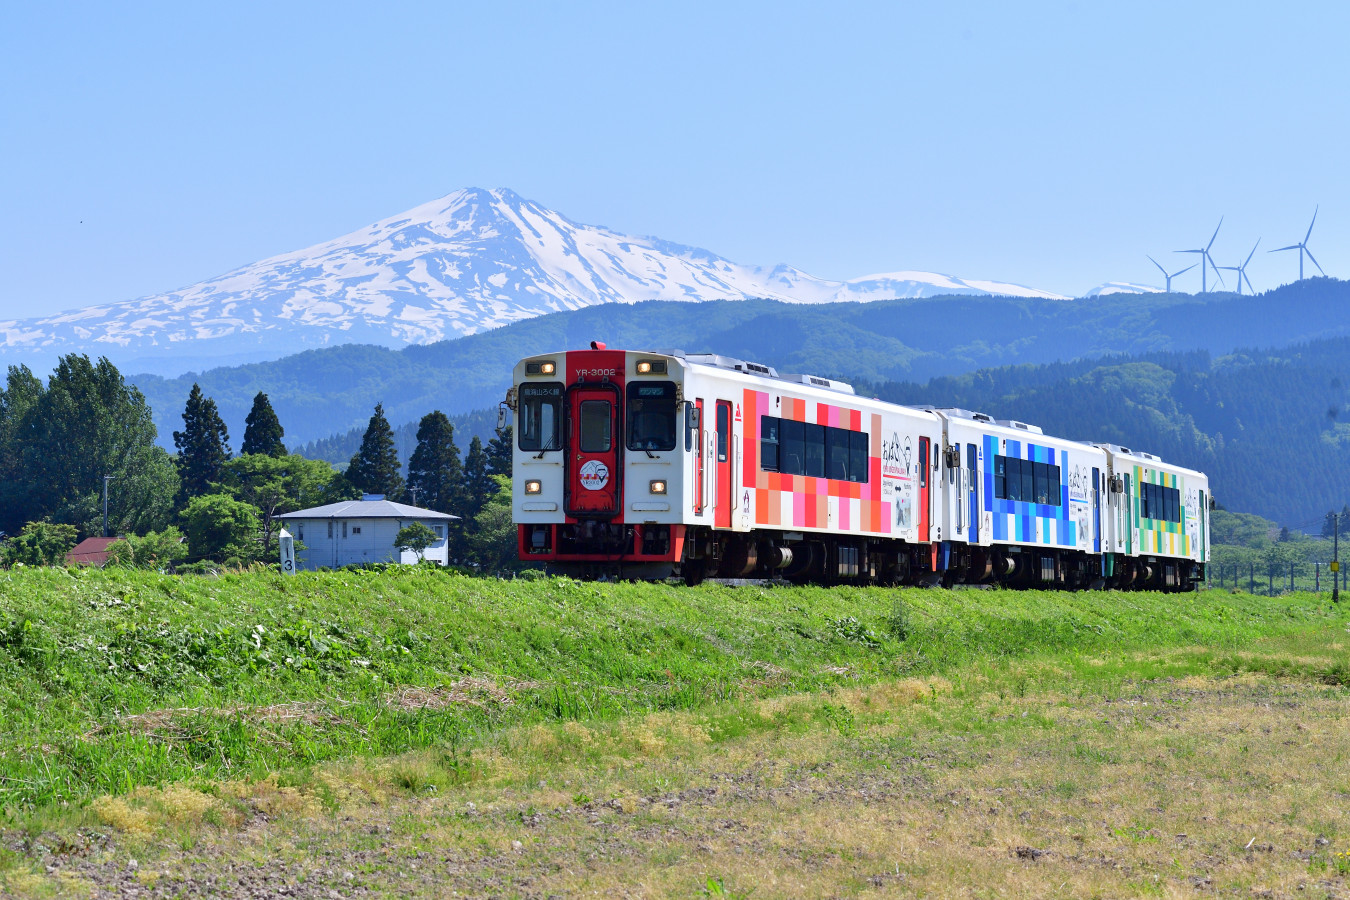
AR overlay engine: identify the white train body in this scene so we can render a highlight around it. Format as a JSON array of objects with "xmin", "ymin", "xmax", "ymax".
[{"xmin": 508, "ymin": 345, "xmax": 1210, "ymax": 589}]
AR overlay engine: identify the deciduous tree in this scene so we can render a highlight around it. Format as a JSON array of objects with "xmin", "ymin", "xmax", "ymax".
[
  {"xmin": 219, "ymin": 453, "xmax": 342, "ymax": 555},
  {"xmin": 179, "ymin": 493, "xmax": 260, "ymax": 562},
  {"xmin": 465, "ymin": 475, "xmax": 521, "ymax": 574},
  {"xmin": 105, "ymin": 526, "xmax": 188, "ymax": 569},
  {"xmin": 1, "ymin": 355, "xmax": 177, "ymax": 537},
  {"xmin": 394, "ymin": 521, "xmax": 439, "ymax": 561},
  {"xmin": 1, "ymin": 521, "xmax": 79, "ymax": 567}
]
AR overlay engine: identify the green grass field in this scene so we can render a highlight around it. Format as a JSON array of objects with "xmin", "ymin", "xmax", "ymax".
[
  {"xmin": 1, "ymin": 565, "xmax": 1345, "ymax": 813},
  {"xmin": 2, "ymin": 567, "xmax": 1349, "ymax": 897}
]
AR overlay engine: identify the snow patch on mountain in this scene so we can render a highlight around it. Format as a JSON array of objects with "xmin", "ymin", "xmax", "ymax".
[
  {"xmin": 0, "ymin": 188, "xmax": 1070, "ymax": 373},
  {"xmin": 1083, "ymin": 282, "xmax": 1165, "ymax": 296}
]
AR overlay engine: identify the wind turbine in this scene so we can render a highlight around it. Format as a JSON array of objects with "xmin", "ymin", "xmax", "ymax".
[
  {"xmin": 1269, "ymin": 206, "xmax": 1325, "ymax": 280},
  {"xmin": 1147, "ymin": 255, "xmax": 1197, "ymax": 292},
  {"xmin": 1175, "ymin": 218, "xmax": 1226, "ymax": 292},
  {"xmin": 1217, "ymin": 239, "xmax": 1260, "ymax": 295}
]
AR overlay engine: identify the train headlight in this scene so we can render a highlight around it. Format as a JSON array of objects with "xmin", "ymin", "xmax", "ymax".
[
  {"xmin": 526, "ymin": 361, "xmax": 557, "ymax": 376},
  {"xmin": 525, "ymin": 480, "xmax": 542, "ymax": 495},
  {"xmin": 636, "ymin": 359, "xmax": 667, "ymax": 375},
  {"xmin": 649, "ymin": 479, "xmax": 667, "ymax": 494}
]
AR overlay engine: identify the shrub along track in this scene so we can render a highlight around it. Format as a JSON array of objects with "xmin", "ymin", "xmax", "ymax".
[{"xmin": 0, "ymin": 567, "xmax": 1347, "ymax": 896}]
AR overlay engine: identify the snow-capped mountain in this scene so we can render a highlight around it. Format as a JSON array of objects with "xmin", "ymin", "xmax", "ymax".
[
  {"xmin": 1083, "ymin": 282, "xmax": 1164, "ymax": 296},
  {"xmin": 0, "ymin": 188, "xmax": 1069, "ymax": 374}
]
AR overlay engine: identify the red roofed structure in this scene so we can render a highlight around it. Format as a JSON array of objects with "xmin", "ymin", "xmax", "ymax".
[{"xmin": 66, "ymin": 537, "xmax": 119, "ymax": 567}]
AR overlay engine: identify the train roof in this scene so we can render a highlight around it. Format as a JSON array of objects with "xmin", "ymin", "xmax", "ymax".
[
  {"xmin": 658, "ymin": 349, "xmax": 858, "ymax": 396},
  {"xmin": 1089, "ymin": 442, "xmax": 1207, "ymax": 477}
]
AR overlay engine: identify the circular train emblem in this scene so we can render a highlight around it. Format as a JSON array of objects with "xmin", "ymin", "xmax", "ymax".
[{"xmin": 579, "ymin": 459, "xmax": 610, "ymax": 491}]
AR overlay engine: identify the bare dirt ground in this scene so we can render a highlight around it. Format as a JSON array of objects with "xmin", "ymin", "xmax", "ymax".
[{"xmin": 5, "ymin": 658, "xmax": 1350, "ymax": 899}]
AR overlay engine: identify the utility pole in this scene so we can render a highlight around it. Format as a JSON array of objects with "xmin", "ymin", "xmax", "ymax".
[
  {"xmin": 1330, "ymin": 511, "xmax": 1342, "ymax": 604},
  {"xmin": 102, "ymin": 475, "xmax": 114, "ymax": 538}
]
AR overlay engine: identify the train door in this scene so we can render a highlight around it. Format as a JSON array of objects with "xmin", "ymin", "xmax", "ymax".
[
  {"xmin": 1204, "ymin": 488, "xmax": 1215, "ymax": 558},
  {"xmin": 1124, "ymin": 474, "xmax": 1134, "ymax": 555},
  {"xmin": 715, "ymin": 400, "xmax": 733, "ymax": 528},
  {"xmin": 693, "ymin": 398, "xmax": 705, "ymax": 517},
  {"xmin": 966, "ymin": 443, "xmax": 979, "ymax": 544},
  {"xmin": 917, "ymin": 436, "xmax": 930, "ymax": 541},
  {"xmin": 566, "ymin": 383, "xmax": 621, "ymax": 517},
  {"xmin": 1091, "ymin": 466, "xmax": 1102, "ymax": 553}
]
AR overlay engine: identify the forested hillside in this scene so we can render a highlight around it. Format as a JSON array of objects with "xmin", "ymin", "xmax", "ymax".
[
  {"xmin": 871, "ymin": 340, "xmax": 1350, "ymax": 527},
  {"xmin": 293, "ymin": 408, "xmax": 500, "ymax": 468},
  {"xmin": 131, "ymin": 278, "xmax": 1350, "ymax": 449}
]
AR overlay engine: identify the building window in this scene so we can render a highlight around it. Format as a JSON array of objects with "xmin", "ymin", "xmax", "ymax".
[
  {"xmin": 327, "ymin": 521, "xmax": 333, "ymax": 539},
  {"xmin": 342, "ymin": 521, "xmax": 348, "ymax": 539},
  {"xmin": 297, "ymin": 524, "xmax": 304, "ymax": 542},
  {"xmin": 351, "ymin": 526, "xmax": 361, "ymax": 535},
  {"xmin": 433, "ymin": 524, "xmax": 444, "ymax": 538}
]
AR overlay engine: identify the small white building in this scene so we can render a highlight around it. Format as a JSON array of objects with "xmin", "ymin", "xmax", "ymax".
[{"xmin": 275, "ymin": 495, "xmax": 458, "ymax": 570}]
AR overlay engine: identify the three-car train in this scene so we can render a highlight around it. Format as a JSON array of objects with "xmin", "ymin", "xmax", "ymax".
[{"xmin": 505, "ymin": 343, "xmax": 1211, "ymax": 590}]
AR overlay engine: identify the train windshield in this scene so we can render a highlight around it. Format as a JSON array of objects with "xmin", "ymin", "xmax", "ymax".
[
  {"xmin": 627, "ymin": 381, "xmax": 677, "ymax": 451},
  {"xmin": 518, "ymin": 382, "xmax": 563, "ymax": 451}
]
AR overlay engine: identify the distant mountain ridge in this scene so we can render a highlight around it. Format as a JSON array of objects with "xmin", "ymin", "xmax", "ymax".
[
  {"xmin": 0, "ymin": 188, "xmax": 1069, "ymax": 375},
  {"xmin": 127, "ymin": 277, "xmax": 1350, "ymax": 454}
]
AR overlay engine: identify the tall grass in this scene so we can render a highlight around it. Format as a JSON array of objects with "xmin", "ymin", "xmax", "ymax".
[{"xmin": 0, "ymin": 565, "xmax": 1343, "ymax": 811}]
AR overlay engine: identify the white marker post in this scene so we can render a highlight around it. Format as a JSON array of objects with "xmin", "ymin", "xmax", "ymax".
[{"xmin": 279, "ymin": 527, "xmax": 296, "ymax": 575}]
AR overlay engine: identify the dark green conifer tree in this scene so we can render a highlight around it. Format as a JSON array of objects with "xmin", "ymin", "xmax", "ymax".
[
  {"xmin": 461, "ymin": 435, "xmax": 493, "ymax": 522},
  {"xmin": 405, "ymin": 411, "xmax": 463, "ymax": 513},
  {"xmin": 345, "ymin": 402, "xmax": 405, "ymax": 499},
  {"xmin": 173, "ymin": 383, "xmax": 231, "ymax": 509},
  {"xmin": 486, "ymin": 425, "xmax": 513, "ymax": 478},
  {"xmin": 241, "ymin": 391, "xmax": 286, "ymax": 457}
]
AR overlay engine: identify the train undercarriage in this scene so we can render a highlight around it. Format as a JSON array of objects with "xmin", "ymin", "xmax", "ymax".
[{"xmin": 523, "ymin": 523, "xmax": 1205, "ymax": 592}]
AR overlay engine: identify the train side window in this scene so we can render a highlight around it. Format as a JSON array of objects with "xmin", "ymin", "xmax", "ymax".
[
  {"xmin": 780, "ymin": 419, "xmax": 805, "ymax": 475},
  {"xmin": 994, "ymin": 455, "xmax": 1007, "ymax": 499},
  {"xmin": 849, "ymin": 431, "xmax": 869, "ymax": 484},
  {"xmin": 1048, "ymin": 463, "xmax": 1061, "ymax": 505},
  {"xmin": 826, "ymin": 428, "xmax": 850, "ymax": 481},
  {"xmin": 760, "ymin": 416, "xmax": 780, "ymax": 472},
  {"xmin": 803, "ymin": 423, "xmax": 825, "ymax": 478},
  {"xmin": 1033, "ymin": 461, "xmax": 1049, "ymax": 505},
  {"xmin": 1020, "ymin": 460, "xmax": 1034, "ymax": 504},
  {"xmin": 518, "ymin": 383, "xmax": 563, "ymax": 451},
  {"xmin": 716, "ymin": 403, "xmax": 729, "ymax": 462}
]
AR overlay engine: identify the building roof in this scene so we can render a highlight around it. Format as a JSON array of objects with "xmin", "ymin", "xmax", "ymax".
[
  {"xmin": 66, "ymin": 537, "xmax": 120, "ymax": 566},
  {"xmin": 275, "ymin": 498, "xmax": 459, "ymax": 521}
]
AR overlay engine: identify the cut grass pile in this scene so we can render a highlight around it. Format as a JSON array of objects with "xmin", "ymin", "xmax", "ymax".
[{"xmin": 0, "ymin": 565, "xmax": 1345, "ymax": 813}]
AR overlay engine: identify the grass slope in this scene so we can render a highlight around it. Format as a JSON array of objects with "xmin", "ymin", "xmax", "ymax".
[{"xmin": 1, "ymin": 566, "xmax": 1345, "ymax": 816}]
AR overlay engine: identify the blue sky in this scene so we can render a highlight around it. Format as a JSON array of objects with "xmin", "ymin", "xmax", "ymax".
[{"xmin": 3, "ymin": 1, "xmax": 1348, "ymax": 316}]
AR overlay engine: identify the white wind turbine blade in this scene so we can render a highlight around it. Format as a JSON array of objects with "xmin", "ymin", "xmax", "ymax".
[
  {"xmin": 1206, "ymin": 217, "xmax": 1224, "ymax": 252},
  {"xmin": 1303, "ymin": 246, "xmax": 1327, "ymax": 276}
]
